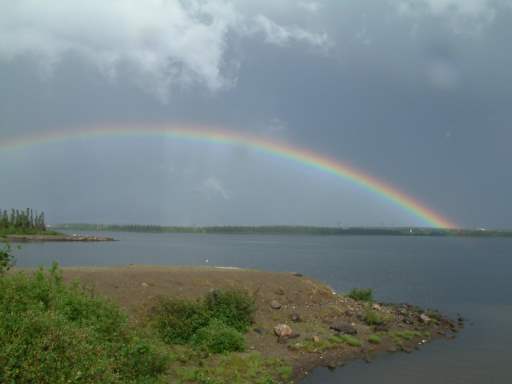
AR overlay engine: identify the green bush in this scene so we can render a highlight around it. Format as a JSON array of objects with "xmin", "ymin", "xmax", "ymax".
[
  {"xmin": 0, "ymin": 265, "xmax": 168, "ymax": 384},
  {"xmin": 0, "ymin": 241, "xmax": 14, "ymax": 274},
  {"xmin": 364, "ymin": 309, "xmax": 384, "ymax": 326},
  {"xmin": 348, "ymin": 288, "xmax": 373, "ymax": 302},
  {"xmin": 152, "ymin": 297, "xmax": 210, "ymax": 344},
  {"xmin": 204, "ymin": 289, "xmax": 256, "ymax": 332},
  {"xmin": 191, "ymin": 319, "xmax": 246, "ymax": 354}
]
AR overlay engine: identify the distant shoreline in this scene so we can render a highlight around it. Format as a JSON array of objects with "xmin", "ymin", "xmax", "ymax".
[
  {"xmin": 52, "ymin": 224, "xmax": 512, "ymax": 237},
  {"xmin": 3, "ymin": 234, "xmax": 115, "ymax": 242}
]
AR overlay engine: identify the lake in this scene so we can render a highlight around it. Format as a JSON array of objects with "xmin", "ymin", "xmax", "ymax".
[{"xmin": 14, "ymin": 232, "xmax": 512, "ymax": 383}]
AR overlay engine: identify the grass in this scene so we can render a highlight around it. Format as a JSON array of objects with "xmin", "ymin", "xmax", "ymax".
[
  {"xmin": 368, "ymin": 334, "xmax": 382, "ymax": 344},
  {"xmin": 390, "ymin": 330, "xmax": 423, "ymax": 343},
  {"xmin": 347, "ymin": 288, "xmax": 373, "ymax": 302},
  {"xmin": 172, "ymin": 352, "xmax": 293, "ymax": 384},
  {"xmin": 0, "ymin": 264, "xmax": 169, "ymax": 383},
  {"xmin": 291, "ymin": 334, "xmax": 362, "ymax": 353}
]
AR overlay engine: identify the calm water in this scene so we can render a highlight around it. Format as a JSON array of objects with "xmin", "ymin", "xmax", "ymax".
[{"xmin": 14, "ymin": 232, "xmax": 512, "ymax": 383}]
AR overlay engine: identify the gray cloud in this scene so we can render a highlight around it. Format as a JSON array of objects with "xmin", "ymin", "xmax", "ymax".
[{"xmin": 0, "ymin": 0, "xmax": 330, "ymax": 100}]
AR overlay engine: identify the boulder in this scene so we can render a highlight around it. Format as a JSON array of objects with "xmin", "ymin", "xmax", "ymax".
[
  {"xmin": 270, "ymin": 300, "xmax": 282, "ymax": 310},
  {"xmin": 329, "ymin": 321, "xmax": 357, "ymax": 335},
  {"xmin": 290, "ymin": 313, "xmax": 302, "ymax": 322},
  {"xmin": 419, "ymin": 313, "xmax": 431, "ymax": 324},
  {"xmin": 274, "ymin": 324, "xmax": 294, "ymax": 338}
]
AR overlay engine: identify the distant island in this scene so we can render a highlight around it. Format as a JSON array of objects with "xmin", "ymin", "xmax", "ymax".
[
  {"xmin": 53, "ymin": 223, "xmax": 512, "ymax": 237},
  {"xmin": 0, "ymin": 209, "xmax": 114, "ymax": 242}
]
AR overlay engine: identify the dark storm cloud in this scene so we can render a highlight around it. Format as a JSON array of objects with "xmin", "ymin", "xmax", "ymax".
[{"xmin": 1, "ymin": 0, "xmax": 511, "ymax": 227}]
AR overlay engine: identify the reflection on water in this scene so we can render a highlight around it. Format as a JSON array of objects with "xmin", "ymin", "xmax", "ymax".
[{"xmin": 15, "ymin": 233, "xmax": 512, "ymax": 383}]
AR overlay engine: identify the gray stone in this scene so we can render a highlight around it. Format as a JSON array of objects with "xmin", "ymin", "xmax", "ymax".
[
  {"xmin": 329, "ymin": 322, "xmax": 357, "ymax": 335},
  {"xmin": 270, "ymin": 300, "xmax": 282, "ymax": 310}
]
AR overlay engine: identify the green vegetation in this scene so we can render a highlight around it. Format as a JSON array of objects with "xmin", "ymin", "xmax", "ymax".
[
  {"xmin": 152, "ymin": 298, "xmax": 210, "ymax": 345},
  {"xmin": 0, "ymin": 242, "xmax": 14, "ymax": 274},
  {"xmin": 53, "ymin": 223, "xmax": 512, "ymax": 237},
  {"xmin": 348, "ymin": 288, "xmax": 373, "ymax": 302},
  {"xmin": 152, "ymin": 288, "xmax": 255, "ymax": 354},
  {"xmin": 191, "ymin": 319, "xmax": 246, "ymax": 354},
  {"xmin": 390, "ymin": 330, "xmax": 423, "ymax": 343},
  {"xmin": 0, "ymin": 266, "xmax": 293, "ymax": 383},
  {"xmin": 368, "ymin": 334, "xmax": 382, "ymax": 344},
  {"xmin": 291, "ymin": 334, "xmax": 362, "ymax": 353},
  {"xmin": 0, "ymin": 264, "xmax": 168, "ymax": 383},
  {"xmin": 172, "ymin": 351, "xmax": 292, "ymax": 384},
  {"xmin": 0, "ymin": 208, "xmax": 60, "ymax": 236},
  {"xmin": 204, "ymin": 289, "xmax": 256, "ymax": 332},
  {"xmin": 364, "ymin": 309, "xmax": 385, "ymax": 326}
]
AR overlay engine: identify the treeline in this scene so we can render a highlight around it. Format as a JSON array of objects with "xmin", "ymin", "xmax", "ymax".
[
  {"xmin": 0, "ymin": 208, "xmax": 47, "ymax": 234},
  {"xmin": 52, "ymin": 224, "xmax": 512, "ymax": 237}
]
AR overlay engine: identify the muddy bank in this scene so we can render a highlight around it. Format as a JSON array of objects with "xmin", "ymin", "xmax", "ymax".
[{"xmin": 59, "ymin": 266, "xmax": 461, "ymax": 382}]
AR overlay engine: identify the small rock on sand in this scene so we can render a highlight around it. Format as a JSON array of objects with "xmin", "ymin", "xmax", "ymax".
[
  {"xmin": 274, "ymin": 324, "xmax": 293, "ymax": 338},
  {"xmin": 270, "ymin": 300, "xmax": 282, "ymax": 309}
]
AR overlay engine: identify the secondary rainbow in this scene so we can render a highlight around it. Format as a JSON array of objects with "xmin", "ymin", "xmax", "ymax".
[{"xmin": 0, "ymin": 124, "xmax": 456, "ymax": 228}]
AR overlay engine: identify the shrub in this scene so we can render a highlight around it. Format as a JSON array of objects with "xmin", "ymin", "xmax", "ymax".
[
  {"xmin": 191, "ymin": 319, "xmax": 246, "ymax": 354},
  {"xmin": 348, "ymin": 288, "xmax": 373, "ymax": 302},
  {"xmin": 364, "ymin": 309, "xmax": 384, "ymax": 326},
  {"xmin": 0, "ymin": 241, "xmax": 14, "ymax": 274},
  {"xmin": 0, "ymin": 265, "xmax": 168, "ymax": 383},
  {"xmin": 152, "ymin": 297, "xmax": 210, "ymax": 344},
  {"xmin": 204, "ymin": 289, "xmax": 256, "ymax": 332}
]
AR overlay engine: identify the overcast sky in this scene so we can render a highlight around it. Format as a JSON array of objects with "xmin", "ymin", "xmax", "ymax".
[{"xmin": 1, "ymin": 0, "xmax": 511, "ymax": 228}]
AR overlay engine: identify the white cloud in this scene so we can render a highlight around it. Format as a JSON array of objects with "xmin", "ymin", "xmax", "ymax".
[
  {"xmin": 0, "ymin": 0, "xmax": 330, "ymax": 100},
  {"xmin": 200, "ymin": 177, "xmax": 232, "ymax": 200},
  {"xmin": 253, "ymin": 14, "xmax": 330, "ymax": 48}
]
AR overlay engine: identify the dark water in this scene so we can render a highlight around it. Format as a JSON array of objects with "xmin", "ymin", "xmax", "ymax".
[{"xmin": 14, "ymin": 232, "xmax": 512, "ymax": 383}]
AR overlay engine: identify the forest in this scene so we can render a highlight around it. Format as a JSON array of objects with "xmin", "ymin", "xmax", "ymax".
[{"xmin": 0, "ymin": 208, "xmax": 48, "ymax": 235}]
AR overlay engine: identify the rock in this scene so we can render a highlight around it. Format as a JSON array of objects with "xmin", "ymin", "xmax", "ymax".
[
  {"xmin": 373, "ymin": 323, "xmax": 389, "ymax": 332},
  {"xmin": 141, "ymin": 282, "xmax": 149, "ymax": 288},
  {"xmin": 329, "ymin": 322, "xmax": 357, "ymax": 335},
  {"xmin": 312, "ymin": 335, "xmax": 321, "ymax": 343},
  {"xmin": 253, "ymin": 328, "xmax": 265, "ymax": 335},
  {"xmin": 372, "ymin": 303, "xmax": 382, "ymax": 311},
  {"xmin": 274, "ymin": 324, "xmax": 294, "ymax": 338},
  {"xmin": 270, "ymin": 300, "xmax": 282, "ymax": 310},
  {"xmin": 419, "ymin": 313, "xmax": 431, "ymax": 324},
  {"xmin": 290, "ymin": 313, "xmax": 302, "ymax": 322},
  {"xmin": 292, "ymin": 272, "xmax": 303, "ymax": 277},
  {"xmin": 275, "ymin": 288, "xmax": 285, "ymax": 296}
]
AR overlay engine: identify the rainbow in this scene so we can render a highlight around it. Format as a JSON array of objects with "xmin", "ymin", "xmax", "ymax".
[{"xmin": 0, "ymin": 124, "xmax": 456, "ymax": 228}]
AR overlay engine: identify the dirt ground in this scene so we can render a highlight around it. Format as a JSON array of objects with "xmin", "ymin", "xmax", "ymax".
[{"xmin": 59, "ymin": 266, "xmax": 460, "ymax": 381}]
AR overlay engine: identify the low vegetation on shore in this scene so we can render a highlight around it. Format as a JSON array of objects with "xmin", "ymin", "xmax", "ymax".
[{"xmin": 1, "ymin": 259, "xmax": 462, "ymax": 383}]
